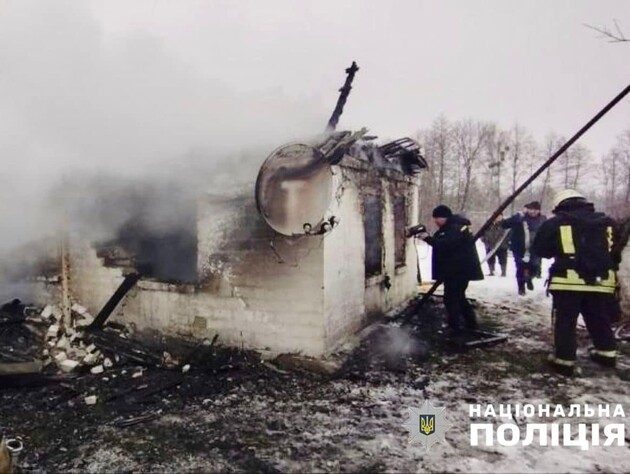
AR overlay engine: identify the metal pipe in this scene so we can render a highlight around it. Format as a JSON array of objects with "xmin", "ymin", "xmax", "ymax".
[
  {"xmin": 419, "ymin": 83, "xmax": 630, "ymax": 306},
  {"xmin": 6, "ymin": 438, "xmax": 23, "ymax": 468}
]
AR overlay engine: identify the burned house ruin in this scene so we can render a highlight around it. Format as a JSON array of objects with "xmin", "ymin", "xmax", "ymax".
[
  {"xmin": 58, "ymin": 134, "xmax": 426, "ymax": 357},
  {"xmin": 30, "ymin": 63, "xmax": 428, "ymax": 357}
]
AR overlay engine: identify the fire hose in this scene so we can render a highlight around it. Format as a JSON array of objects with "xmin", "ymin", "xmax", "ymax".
[{"xmin": 418, "ymin": 82, "xmax": 630, "ymax": 307}]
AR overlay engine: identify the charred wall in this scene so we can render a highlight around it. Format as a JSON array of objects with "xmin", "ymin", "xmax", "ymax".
[{"xmin": 90, "ymin": 182, "xmax": 199, "ymax": 283}]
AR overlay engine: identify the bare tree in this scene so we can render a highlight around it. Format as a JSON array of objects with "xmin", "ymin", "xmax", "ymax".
[
  {"xmin": 505, "ymin": 124, "xmax": 536, "ymax": 212},
  {"xmin": 617, "ymin": 130, "xmax": 630, "ymax": 210},
  {"xmin": 602, "ymin": 148, "xmax": 621, "ymax": 214},
  {"xmin": 452, "ymin": 119, "xmax": 493, "ymax": 212},
  {"xmin": 425, "ymin": 115, "xmax": 453, "ymax": 203},
  {"xmin": 569, "ymin": 144, "xmax": 589, "ymax": 188},
  {"xmin": 414, "ymin": 116, "xmax": 617, "ymax": 223},
  {"xmin": 539, "ymin": 133, "xmax": 564, "ymax": 206},
  {"xmin": 486, "ymin": 127, "xmax": 510, "ymax": 205}
]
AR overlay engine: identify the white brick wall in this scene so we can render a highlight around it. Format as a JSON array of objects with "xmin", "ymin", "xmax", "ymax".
[
  {"xmin": 66, "ymin": 163, "xmax": 422, "ymax": 357},
  {"xmin": 324, "ymin": 166, "xmax": 420, "ymax": 352},
  {"xmin": 323, "ymin": 171, "xmax": 366, "ymax": 351}
]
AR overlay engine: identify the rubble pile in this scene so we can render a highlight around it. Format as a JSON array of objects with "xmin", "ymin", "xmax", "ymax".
[
  {"xmin": 0, "ymin": 299, "xmax": 197, "ymax": 398},
  {"xmin": 0, "ymin": 296, "xmax": 449, "ymax": 471},
  {"xmin": 39, "ymin": 303, "xmax": 100, "ymax": 375}
]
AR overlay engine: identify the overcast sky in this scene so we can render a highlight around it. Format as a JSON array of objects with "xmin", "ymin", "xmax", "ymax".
[
  {"xmin": 0, "ymin": 0, "xmax": 629, "ymax": 252},
  {"xmin": 1, "ymin": 0, "xmax": 629, "ymax": 171},
  {"xmin": 90, "ymin": 0, "xmax": 630, "ymax": 155}
]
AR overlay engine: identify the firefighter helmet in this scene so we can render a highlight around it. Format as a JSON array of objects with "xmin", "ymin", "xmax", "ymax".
[{"xmin": 553, "ymin": 189, "xmax": 585, "ymax": 210}]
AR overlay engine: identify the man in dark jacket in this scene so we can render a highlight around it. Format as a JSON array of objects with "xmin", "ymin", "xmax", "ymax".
[
  {"xmin": 416, "ymin": 205, "xmax": 484, "ymax": 338},
  {"xmin": 532, "ymin": 190, "xmax": 619, "ymax": 376},
  {"xmin": 501, "ymin": 201, "xmax": 546, "ymax": 295},
  {"xmin": 481, "ymin": 216, "xmax": 509, "ymax": 277}
]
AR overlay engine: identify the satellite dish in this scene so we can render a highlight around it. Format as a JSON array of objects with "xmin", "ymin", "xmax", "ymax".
[{"xmin": 255, "ymin": 143, "xmax": 333, "ymax": 236}]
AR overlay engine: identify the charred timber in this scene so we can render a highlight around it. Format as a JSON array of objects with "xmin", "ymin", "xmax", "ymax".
[{"xmin": 326, "ymin": 61, "xmax": 359, "ymax": 133}]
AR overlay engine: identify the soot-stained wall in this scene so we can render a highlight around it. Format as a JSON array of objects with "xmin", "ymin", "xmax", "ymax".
[{"xmin": 67, "ymin": 160, "xmax": 420, "ymax": 356}]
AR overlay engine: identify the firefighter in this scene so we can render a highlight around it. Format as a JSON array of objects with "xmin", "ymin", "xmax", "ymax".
[
  {"xmin": 414, "ymin": 205, "xmax": 484, "ymax": 339},
  {"xmin": 532, "ymin": 190, "xmax": 619, "ymax": 376},
  {"xmin": 501, "ymin": 201, "xmax": 546, "ymax": 295}
]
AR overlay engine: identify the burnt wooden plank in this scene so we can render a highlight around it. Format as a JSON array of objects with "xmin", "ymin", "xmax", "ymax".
[{"xmin": 89, "ymin": 273, "xmax": 141, "ymax": 330}]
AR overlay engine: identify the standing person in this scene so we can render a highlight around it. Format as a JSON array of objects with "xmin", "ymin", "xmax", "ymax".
[
  {"xmin": 501, "ymin": 201, "xmax": 546, "ymax": 295},
  {"xmin": 532, "ymin": 190, "xmax": 619, "ymax": 376},
  {"xmin": 413, "ymin": 205, "xmax": 484, "ymax": 339},
  {"xmin": 480, "ymin": 216, "xmax": 509, "ymax": 277}
]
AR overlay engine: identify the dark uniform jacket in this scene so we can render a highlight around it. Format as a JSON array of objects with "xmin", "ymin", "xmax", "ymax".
[
  {"xmin": 532, "ymin": 201, "xmax": 618, "ymax": 293},
  {"xmin": 501, "ymin": 212, "xmax": 546, "ymax": 257},
  {"xmin": 481, "ymin": 221, "xmax": 509, "ymax": 250},
  {"xmin": 425, "ymin": 214, "xmax": 484, "ymax": 282}
]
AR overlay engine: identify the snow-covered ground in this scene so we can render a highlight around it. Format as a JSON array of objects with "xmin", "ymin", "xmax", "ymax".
[
  {"xmin": 410, "ymin": 240, "xmax": 630, "ymax": 473},
  {"xmin": 5, "ymin": 242, "xmax": 629, "ymax": 473},
  {"xmin": 67, "ymin": 246, "xmax": 628, "ymax": 473}
]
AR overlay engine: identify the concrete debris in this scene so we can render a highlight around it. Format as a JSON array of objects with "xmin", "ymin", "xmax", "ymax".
[
  {"xmin": 162, "ymin": 352, "xmax": 178, "ymax": 368},
  {"xmin": 40, "ymin": 305, "xmax": 53, "ymax": 319},
  {"xmin": 83, "ymin": 352, "xmax": 100, "ymax": 366},
  {"xmin": 84, "ymin": 395, "xmax": 97, "ymax": 406},
  {"xmin": 69, "ymin": 348, "xmax": 87, "ymax": 360},
  {"xmin": 55, "ymin": 336, "xmax": 70, "ymax": 350},
  {"xmin": 46, "ymin": 324, "xmax": 60, "ymax": 339},
  {"xmin": 90, "ymin": 365, "xmax": 104, "ymax": 375},
  {"xmin": 3, "ymin": 299, "xmax": 170, "ymax": 380},
  {"xmin": 1, "ymin": 297, "xmax": 208, "ymax": 423},
  {"xmin": 51, "ymin": 306, "xmax": 63, "ymax": 321},
  {"xmin": 71, "ymin": 304, "xmax": 88, "ymax": 315},
  {"xmin": 58, "ymin": 359, "xmax": 80, "ymax": 373}
]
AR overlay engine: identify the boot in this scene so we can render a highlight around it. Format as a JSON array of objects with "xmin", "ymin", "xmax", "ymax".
[
  {"xmin": 588, "ymin": 348, "xmax": 616, "ymax": 368},
  {"xmin": 547, "ymin": 354, "xmax": 582, "ymax": 377},
  {"xmin": 526, "ymin": 278, "xmax": 534, "ymax": 291},
  {"xmin": 518, "ymin": 282, "xmax": 526, "ymax": 296},
  {"xmin": 500, "ymin": 266, "xmax": 507, "ymax": 277}
]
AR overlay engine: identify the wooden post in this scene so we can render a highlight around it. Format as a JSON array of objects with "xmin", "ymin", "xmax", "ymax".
[{"xmin": 59, "ymin": 233, "xmax": 71, "ymax": 329}]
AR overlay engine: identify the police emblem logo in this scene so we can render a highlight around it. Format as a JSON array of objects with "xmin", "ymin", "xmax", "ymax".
[
  {"xmin": 420, "ymin": 415, "xmax": 435, "ymax": 436},
  {"xmin": 402, "ymin": 400, "xmax": 450, "ymax": 450}
]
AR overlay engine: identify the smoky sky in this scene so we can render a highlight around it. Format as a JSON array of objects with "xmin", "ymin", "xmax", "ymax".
[
  {"xmin": 0, "ymin": 0, "xmax": 629, "ymax": 254},
  {"xmin": 92, "ymin": 0, "xmax": 630, "ymax": 151}
]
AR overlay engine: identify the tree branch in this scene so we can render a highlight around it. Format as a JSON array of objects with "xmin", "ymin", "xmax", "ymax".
[{"xmin": 584, "ymin": 20, "xmax": 629, "ymax": 43}]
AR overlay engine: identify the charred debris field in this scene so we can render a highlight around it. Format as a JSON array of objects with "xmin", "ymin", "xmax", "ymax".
[{"xmin": 1, "ymin": 297, "xmax": 629, "ymax": 473}]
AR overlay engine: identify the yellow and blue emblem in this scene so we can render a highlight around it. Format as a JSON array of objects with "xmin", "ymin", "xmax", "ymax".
[
  {"xmin": 420, "ymin": 415, "xmax": 435, "ymax": 436},
  {"xmin": 402, "ymin": 400, "xmax": 450, "ymax": 450}
]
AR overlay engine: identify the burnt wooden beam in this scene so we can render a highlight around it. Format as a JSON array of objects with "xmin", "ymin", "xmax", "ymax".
[
  {"xmin": 326, "ymin": 61, "xmax": 359, "ymax": 133},
  {"xmin": 88, "ymin": 273, "xmax": 141, "ymax": 330}
]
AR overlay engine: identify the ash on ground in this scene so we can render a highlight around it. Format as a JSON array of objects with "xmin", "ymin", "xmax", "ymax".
[{"xmin": 1, "ymin": 276, "xmax": 630, "ymax": 473}]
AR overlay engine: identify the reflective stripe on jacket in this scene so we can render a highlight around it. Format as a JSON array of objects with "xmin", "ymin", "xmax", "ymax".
[{"xmin": 548, "ymin": 224, "xmax": 617, "ymax": 293}]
